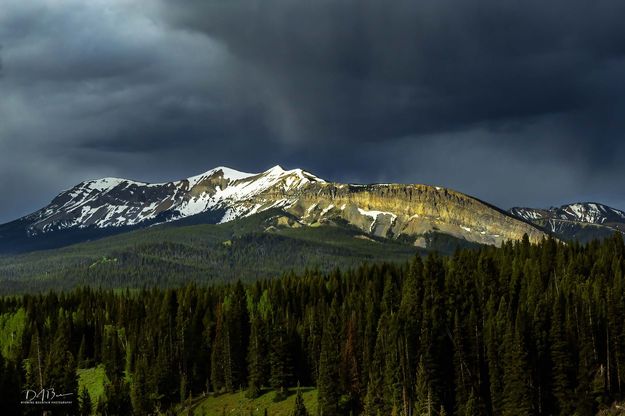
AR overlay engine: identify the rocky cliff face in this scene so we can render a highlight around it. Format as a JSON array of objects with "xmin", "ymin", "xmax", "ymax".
[
  {"xmin": 282, "ymin": 184, "xmax": 546, "ymax": 246},
  {"xmin": 4, "ymin": 165, "xmax": 548, "ymax": 249}
]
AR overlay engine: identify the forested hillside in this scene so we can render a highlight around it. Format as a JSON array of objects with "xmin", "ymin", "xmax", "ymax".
[
  {"xmin": 0, "ymin": 210, "xmax": 427, "ymax": 295},
  {"xmin": 2, "ymin": 235, "xmax": 625, "ymax": 415}
]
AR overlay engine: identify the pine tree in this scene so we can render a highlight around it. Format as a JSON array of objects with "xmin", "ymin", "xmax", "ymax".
[
  {"xmin": 211, "ymin": 304, "xmax": 228, "ymax": 393},
  {"xmin": 130, "ymin": 355, "xmax": 151, "ymax": 415},
  {"xmin": 269, "ymin": 318, "xmax": 293, "ymax": 401},
  {"xmin": 101, "ymin": 376, "xmax": 132, "ymax": 416},
  {"xmin": 45, "ymin": 319, "xmax": 71, "ymax": 388},
  {"xmin": 341, "ymin": 314, "xmax": 361, "ymax": 411},
  {"xmin": 501, "ymin": 320, "xmax": 532, "ymax": 415},
  {"xmin": 77, "ymin": 335, "xmax": 87, "ymax": 368},
  {"xmin": 453, "ymin": 310, "xmax": 472, "ymax": 416},
  {"xmin": 420, "ymin": 253, "xmax": 450, "ymax": 410},
  {"xmin": 485, "ymin": 297, "xmax": 506, "ymax": 414},
  {"xmin": 227, "ymin": 281, "xmax": 250, "ymax": 390},
  {"xmin": 79, "ymin": 386, "xmax": 93, "ymax": 416},
  {"xmin": 383, "ymin": 314, "xmax": 403, "ymax": 412},
  {"xmin": 399, "ymin": 256, "xmax": 423, "ymax": 412},
  {"xmin": 44, "ymin": 318, "xmax": 79, "ymax": 414},
  {"xmin": 364, "ymin": 368, "xmax": 385, "ymax": 416},
  {"xmin": 62, "ymin": 353, "xmax": 80, "ymax": 415},
  {"xmin": 24, "ymin": 329, "xmax": 44, "ymax": 393},
  {"xmin": 364, "ymin": 313, "xmax": 389, "ymax": 415},
  {"xmin": 292, "ymin": 384, "xmax": 310, "ymax": 416},
  {"xmin": 317, "ymin": 299, "xmax": 342, "ymax": 416},
  {"xmin": 247, "ymin": 314, "xmax": 266, "ymax": 398},
  {"xmin": 414, "ymin": 356, "xmax": 433, "ymax": 416},
  {"xmin": 550, "ymin": 294, "xmax": 574, "ymax": 415}
]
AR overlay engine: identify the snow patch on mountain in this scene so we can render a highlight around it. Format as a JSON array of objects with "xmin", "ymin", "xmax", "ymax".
[{"xmin": 357, "ymin": 208, "xmax": 398, "ymax": 232}]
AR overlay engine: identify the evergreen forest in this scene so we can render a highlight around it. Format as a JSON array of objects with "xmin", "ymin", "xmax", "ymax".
[{"xmin": 2, "ymin": 234, "xmax": 625, "ymax": 415}]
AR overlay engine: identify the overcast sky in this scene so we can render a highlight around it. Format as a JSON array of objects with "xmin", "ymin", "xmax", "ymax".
[{"xmin": 1, "ymin": 0, "xmax": 625, "ymax": 223}]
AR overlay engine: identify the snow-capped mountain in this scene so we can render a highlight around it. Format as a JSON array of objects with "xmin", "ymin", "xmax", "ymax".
[
  {"xmin": 510, "ymin": 203, "xmax": 625, "ymax": 242},
  {"xmin": 22, "ymin": 165, "xmax": 323, "ymax": 236},
  {"xmin": 1, "ymin": 165, "xmax": 548, "ymax": 252},
  {"xmin": 511, "ymin": 203, "xmax": 625, "ymax": 225}
]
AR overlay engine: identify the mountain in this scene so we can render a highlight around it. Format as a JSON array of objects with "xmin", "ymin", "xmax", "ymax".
[
  {"xmin": 510, "ymin": 202, "xmax": 625, "ymax": 242},
  {"xmin": 0, "ymin": 165, "xmax": 547, "ymax": 253},
  {"xmin": 19, "ymin": 166, "xmax": 311, "ymax": 235}
]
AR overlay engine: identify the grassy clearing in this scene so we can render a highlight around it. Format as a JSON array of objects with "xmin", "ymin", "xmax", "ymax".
[
  {"xmin": 77, "ymin": 364, "xmax": 109, "ymax": 409},
  {"xmin": 0, "ymin": 308, "xmax": 26, "ymax": 361},
  {"xmin": 192, "ymin": 388, "xmax": 318, "ymax": 416}
]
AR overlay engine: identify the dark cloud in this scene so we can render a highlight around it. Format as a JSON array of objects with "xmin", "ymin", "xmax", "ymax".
[
  {"xmin": 159, "ymin": 0, "xmax": 625, "ymax": 140},
  {"xmin": 1, "ymin": 0, "xmax": 625, "ymax": 223}
]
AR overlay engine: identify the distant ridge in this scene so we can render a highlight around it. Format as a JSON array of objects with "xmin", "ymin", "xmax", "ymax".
[{"xmin": 510, "ymin": 202, "xmax": 625, "ymax": 242}]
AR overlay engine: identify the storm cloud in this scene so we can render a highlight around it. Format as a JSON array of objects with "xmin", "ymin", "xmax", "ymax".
[{"xmin": 1, "ymin": 0, "xmax": 625, "ymax": 223}]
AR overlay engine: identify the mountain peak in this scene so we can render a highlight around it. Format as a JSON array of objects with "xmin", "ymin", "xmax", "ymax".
[
  {"xmin": 267, "ymin": 165, "xmax": 285, "ymax": 173},
  {"xmin": 187, "ymin": 166, "xmax": 256, "ymax": 187},
  {"xmin": 261, "ymin": 165, "xmax": 326, "ymax": 183},
  {"xmin": 206, "ymin": 166, "xmax": 255, "ymax": 180}
]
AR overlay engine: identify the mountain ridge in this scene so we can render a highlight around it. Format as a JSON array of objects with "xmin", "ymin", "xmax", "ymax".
[
  {"xmin": 0, "ymin": 165, "xmax": 548, "ymax": 253},
  {"xmin": 509, "ymin": 202, "xmax": 625, "ymax": 242},
  {"xmin": 21, "ymin": 165, "xmax": 322, "ymax": 235}
]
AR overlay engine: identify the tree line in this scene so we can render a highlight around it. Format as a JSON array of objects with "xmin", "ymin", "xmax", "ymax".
[{"xmin": 1, "ymin": 234, "xmax": 625, "ymax": 415}]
